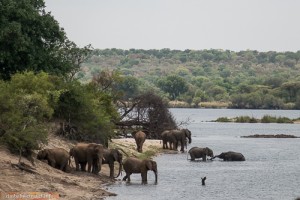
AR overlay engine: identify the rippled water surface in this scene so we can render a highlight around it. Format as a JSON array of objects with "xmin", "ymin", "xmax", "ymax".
[{"xmin": 108, "ymin": 109, "xmax": 300, "ymax": 200}]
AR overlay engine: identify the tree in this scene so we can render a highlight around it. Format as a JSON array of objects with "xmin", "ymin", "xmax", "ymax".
[
  {"xmin": 0, "ymin": 72, "xmax": 54, "ymax": 163},
  {"xmin": 157, "ymin": 75, "xmax": 188, "ymax": 100},
  {"xmin": 116, "ymin": 92, "xmax": 177, "ymax": 139},
  {"xmin": 0, "ymin": 0, "xmax": 85, "ymax": 80}
]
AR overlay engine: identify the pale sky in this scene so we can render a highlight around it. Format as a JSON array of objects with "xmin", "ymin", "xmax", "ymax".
[{"xmin": 44, "ymin": 0, "xmax": 300, "ymax": 52}]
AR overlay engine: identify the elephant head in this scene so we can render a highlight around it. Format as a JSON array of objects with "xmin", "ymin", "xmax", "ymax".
[
  {"xmin": 143, "ymin": 159, "xmax": 158, "ymax": 184},
  {"xmin": 90, "ymin": 144, "xmax": 104, "ymax": 174},
  {"xmin": 37, "ymin": 149, "xmax": 48, "ymax": 160},
  {"xmin": 183, "ymin": 129, "xmax": 192, "ymax": 144},
  {"xmin": 205, "ymin": 147, "xmax": 214, "ymax": 157}
]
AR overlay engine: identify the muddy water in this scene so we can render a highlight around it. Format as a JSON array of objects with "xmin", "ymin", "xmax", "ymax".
[{"xmin": 107, "ymin": 109, "xmax": 300, "ymax": 200}]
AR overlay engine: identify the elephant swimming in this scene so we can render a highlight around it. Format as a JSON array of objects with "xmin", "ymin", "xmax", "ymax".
[
  {"xmin": 70, "ymin": 143, "xmax": 104, "ymax": 174},
  {"xmin": 211, "ymin": 151, "xmax": 245, "ymax": 161},
  {"xmin": 188, "ymin": 146, "xmax": 214, "ymax": 161},
  {"xmin": 37, "ymin": 148, "xmax": 70, "ymax": 172},
  {"xmin": 122, "ymin": 157, "xmax": 158, "ymax": 184},
  {"xmin": 132, "ymin": 130, "xmax": 146, "ymax": 153}
]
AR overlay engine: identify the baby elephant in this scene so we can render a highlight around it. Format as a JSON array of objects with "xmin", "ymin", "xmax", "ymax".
[
  {"xmin": 211, "ymin": 151, "xmax": 245, "ymax": 161},
  {"xmin": 122, "ymin": 157, "xmax": 158, "ymax": 184},
  {"xmin": 188, "ymin": 146, "xmax": 214, "ymax": 161},
  {"xmin": 37, "ymin": 148, "xmax": 70, "ymax": 172}
]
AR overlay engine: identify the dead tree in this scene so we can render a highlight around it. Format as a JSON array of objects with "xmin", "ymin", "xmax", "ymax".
[{"xmin": 115, "ymin": 92, "xmax": 177, "ymax": 139}]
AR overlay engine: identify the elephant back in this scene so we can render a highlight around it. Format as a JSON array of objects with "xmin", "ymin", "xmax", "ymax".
[
  {"xmin": 123, "ymin": 157, "xmax": 142, "ymax": 173},
  {"xmin": 188, "ymin": 146, "xmax": 200, "ymax": 154}
]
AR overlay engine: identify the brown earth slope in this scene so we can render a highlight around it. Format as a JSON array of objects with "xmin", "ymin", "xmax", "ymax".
[{"xmin": 0, "ymin": 133, "xmax": 162, "ymax": 200}]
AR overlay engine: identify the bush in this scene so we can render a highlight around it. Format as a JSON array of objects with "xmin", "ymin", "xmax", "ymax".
[
  {"xmin": 0, "ymin": 72, "xmax": 54, "ymax": 161},
  {"xmin": 215, "ymin": 117, "xmax": 231, "ymax": 122}
]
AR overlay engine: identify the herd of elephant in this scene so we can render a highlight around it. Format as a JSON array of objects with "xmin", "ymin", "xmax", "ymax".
[
  {"xmin": 36, "ymin": 129, "xmax": 245, "ymax": 184},
  {"xmin": 160, "ymin": 128, "xmax": 246, "ymax": 162}
]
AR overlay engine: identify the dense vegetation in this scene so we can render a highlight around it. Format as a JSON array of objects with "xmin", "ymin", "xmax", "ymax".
[
  {"xmin": 80, "ymin": 48, "xmax": 300, "ymax": 109},
  {"xmin": 0, "ymin": 1, "xmax": 177, "ymax": 161}
]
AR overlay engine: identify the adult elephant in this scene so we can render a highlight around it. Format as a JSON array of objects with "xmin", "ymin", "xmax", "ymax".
[
  {"xmin": 122, "ymin": 157, "xmax": 158, "ymax": 184},
  {"xmin": 99, "ymin": 148, "xmax": 127, "ymax": 178},
  {"xmin": 132, "ymin": 131, "xmax": 146, "ymax": 153},
  {"xmin": 37, "ymin": 148, "xmax": 70, "ymax": 172},
  {"xmin": 161, "ymin": 130, "xmax": 175, "ymax": 150},
  {"xmin": 188, "ymin": 146, "xmax": 214, "ymax": 161},
  {"xmin": 169, "ymin": 129, "xmax": 192, "ymax": 152},
  {"xmin": 211, "ymin": 151, "xmax": 245, "ymax": 161},
  {"xmin": 70, "ymin": 143, "xmax": 104, "ymax": 174}
]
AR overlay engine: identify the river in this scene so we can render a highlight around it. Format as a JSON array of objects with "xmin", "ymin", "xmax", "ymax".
[{"xmin": 107, "ymin": 108, "xmax": 300, "ymax": 200}]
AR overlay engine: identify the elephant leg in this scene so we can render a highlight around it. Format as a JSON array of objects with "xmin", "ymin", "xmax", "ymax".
[
  {"xmin": 80, "ymin": 162, "xmax": 87, "ymax": 171},
  {"xmin": 109, "ymin": 163, "xmax": 114, "ymax": 178},
  {"xmin": 190, "ymin": 154, "xmax": 195, "ymax": 161},
  {"xmin": 180, "ymin": 140, "xmax": 185, "ymax": 152},
  {"xmin": 74, "ymin": 158, "xmax": 80, "ymax": 171},
  {"xmin": 87, "ymin": 160, "xmax": 92, "ymax": 173},
  {"xmin": 203, "ymin": 155, "xmax": 207, "ymax": 161},
  {"xmin": 123, "ymin": 173, "xmax": 131, "ymax": 182},
  {"xmin": 141, "ymin": 172, "xmax": 147, "ymax": 184}
]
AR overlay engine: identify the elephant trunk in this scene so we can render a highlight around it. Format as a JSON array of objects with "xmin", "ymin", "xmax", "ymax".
[
  {"xmin": 154, "ymin": 171, "xmax": 158, "ymax": 183},
  {"xmin": 114, "ymin": 161, "xmax": 122, "ymax": 178},
  {"xmin": 210, "ymin": 155, "xmax": 219, "ymax": 160}
]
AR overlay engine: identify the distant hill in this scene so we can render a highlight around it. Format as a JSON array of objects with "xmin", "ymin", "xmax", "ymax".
[{"xmin": 80, "ymin": 49, "xmax": 300, "ymax": 109}]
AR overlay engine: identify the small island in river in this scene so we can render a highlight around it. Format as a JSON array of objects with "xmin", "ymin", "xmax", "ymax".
[{"xmin": 241, "ymin": 134, "xmax": 299, "ymax": 138}]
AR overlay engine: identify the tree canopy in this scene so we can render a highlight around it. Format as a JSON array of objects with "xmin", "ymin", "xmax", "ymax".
[{"xmin": 0, "ymin": 0, "xmax": 90, "ymax": 80}]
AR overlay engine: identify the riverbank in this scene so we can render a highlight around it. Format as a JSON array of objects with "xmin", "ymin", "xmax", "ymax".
[{"xmin": 0, "ymin": 135, "xmax": 163, "ymax": 200}]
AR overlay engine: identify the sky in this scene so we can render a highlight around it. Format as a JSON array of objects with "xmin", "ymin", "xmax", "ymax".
[{"xmin": 44, "ymin": 0, "xmax": 300, "ymax": 52}]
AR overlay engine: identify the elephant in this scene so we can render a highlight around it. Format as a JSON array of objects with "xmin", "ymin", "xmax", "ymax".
[
  {"xmin": 211, "ymin": 151, "xmax": 245, "ymax": 161},
  {"xmin": 188, "ymin": 146, "xmax": 214, "ymax": 161},
  {"xmin": 161, "ymin": 130, "xmax": 175, "ymax": 149},
  {"xmin": 132, "ymin": 130, "xmax": 146, "ymax": 153},
  {"xmin": 98, "ymin": 148, "xmax": 127, "ymax": 178},
  {"xmin": 122, "ymin": 157, "xmax": 158, "ymax": 184},
  {"xmin": 37, "ymin": 148, "xmax": 70, "ymax": 172},
  {"xmin": 70, "ymin": 143, "xmax": 104, "ymax": 174},
  {"xmin": 166, "ymin": 129, "xmax": 192, "ymax": 152}
]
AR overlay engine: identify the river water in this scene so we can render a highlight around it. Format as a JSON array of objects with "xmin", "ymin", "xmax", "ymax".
[{"xmin": 107, "ymin": 108, "xmax": 300, "ymax": 200}]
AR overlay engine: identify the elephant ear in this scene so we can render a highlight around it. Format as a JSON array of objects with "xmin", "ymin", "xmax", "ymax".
[
  {"xmin": 113, "ymin": 150, "xmax": 119, "ymax": 161},
  {"xmin": 146, "ymin": 160, "xmax": 153, "ymax": 170}
]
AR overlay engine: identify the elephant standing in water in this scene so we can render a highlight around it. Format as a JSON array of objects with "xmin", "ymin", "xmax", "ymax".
[
  {"xmin": 122, "ymin": 157, "xmax": 158, "ymax": 184},
  {"xmin": 37, "ymin": 148, "xmax": 70, "ymax": 172},
  {"xmin": 132, "ymin": 131, "xmax": 146, "ymax": 153},
  {"xmin": 163, "ymin": 129, "xmax": 192, "ymax": 152},
  {"xmin": 211, "ymin": 151, "xmax": 245, "ymax": 161},
  {"xmin": 188, "ymin": 147, "xmax": 214, "ymax": 161},
  {"xmin": 70, "ymin": 143, "xmax": 104, "ymax": 173},
  {"xmin": 161, "ymin": 130, "xmax": 175, "ymax": 149}
]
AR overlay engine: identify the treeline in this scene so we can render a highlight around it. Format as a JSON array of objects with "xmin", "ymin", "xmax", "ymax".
[{"xmin": 81, "ymin": 48, "xmax": 300, "ymax": 109}]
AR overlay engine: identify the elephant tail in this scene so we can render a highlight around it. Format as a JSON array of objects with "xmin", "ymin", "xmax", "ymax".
[{"xmin": 114, "ymin": 161, "xmax": 123, "ymax": 178}]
